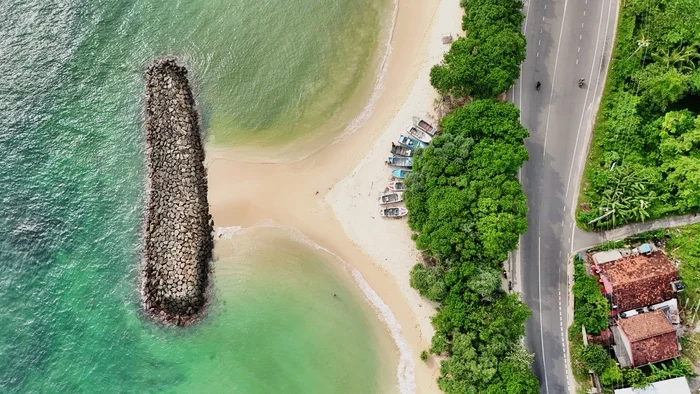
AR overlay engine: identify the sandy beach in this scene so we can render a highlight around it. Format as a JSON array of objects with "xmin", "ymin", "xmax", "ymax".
[{"xmin": 206, "ymin": 0, "xmax": 463, "ymax": 392}]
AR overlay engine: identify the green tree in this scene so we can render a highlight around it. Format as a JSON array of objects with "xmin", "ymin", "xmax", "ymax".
[
  {"xmin": 580, "ymin": 344, "xmax": 611, "ymax": 375},
  {"xmin": 406, "ymin": 99, "xmax": 534, "ymax": 391},
  {"xmin": 430, "ymin": 32, "xmax": 526, "ymax": 98},
  {"xmin": 410, "ymin": 263, "xmax": 447, "ymax": 302}
]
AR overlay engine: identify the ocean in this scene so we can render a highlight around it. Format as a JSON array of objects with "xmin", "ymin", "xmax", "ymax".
[{"xmin": 0, "ymin": 0, "xmax": 395, "ymax": 392}]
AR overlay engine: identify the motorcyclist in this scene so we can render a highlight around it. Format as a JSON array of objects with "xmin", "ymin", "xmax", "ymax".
[
  {"xmin": 578, "ymin": 78, "xmax": 585, "ymax": 87},
  {"xmin": 536, "ymin": 81, "xmax": 541, "ymax": 90}
]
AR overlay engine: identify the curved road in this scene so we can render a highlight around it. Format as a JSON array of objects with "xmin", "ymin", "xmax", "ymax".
[{"xmin": 510, "ymin": 0, "xmax": 620, "ymax": 392}]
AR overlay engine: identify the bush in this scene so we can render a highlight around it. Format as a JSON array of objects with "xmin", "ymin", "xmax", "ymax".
[
  {"xmin": 420, "ymin": 350, "xmax": 428, "ymax": 361},
  {"xmin": 580, "ymin": 344, "xmax": 611, "ymax": 375},
  {"xmin": 572, "ymin": 259, "xmax": 610, "ymax": 334}
]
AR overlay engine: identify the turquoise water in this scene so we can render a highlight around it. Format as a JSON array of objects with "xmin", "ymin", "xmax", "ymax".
[{"xmin": 0, "ymin": 0, "xmax": 393, "ymax": 392}]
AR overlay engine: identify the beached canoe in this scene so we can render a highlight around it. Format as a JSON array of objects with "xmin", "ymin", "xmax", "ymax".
[
  {"xmin": 386, "ymin": 156, "xmax": 413, "ymax": 167},
  {"xmin": 378, "ymin": 192, "xmax": 404, "ymax": 205},
  {"xmin": 412, "ymin": 116, "xmax": 438, "ymax": 136},
  {"xmin": 390, "ymin": 143, "xmax": 413, "ymax": 157},
  {"xmin": 379, "ymin": 207, "xmax": 408, "ymax": 218},
  {"xmin": 391, "ymin": 169, "xmax": 412, "ymax": 179},
  {"xmin": 397, "ymin": 134, "xmax": 427, "ymax": 150},
  {"xmin": 387, "ymin": 180, "xmax": 405, "ymax": 191},
  {"xmin": 406, "ymin": 126, "xmax": 432, "ymax": 144}
]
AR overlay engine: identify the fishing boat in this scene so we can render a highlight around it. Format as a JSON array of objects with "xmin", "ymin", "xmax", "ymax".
[
  {"xmin": 391, "ymin": 169, "xmax": 412, "ymax": 179},
  {"xmin": 387, "ymin": 180, "xmax": 405, "ymax": 191},
  {"xmin": 386, "ymin": 156, "xmax": 412, "ymax": 167},
  {"xmin": 379, "ymin": 207, "xmax": 408, "ymax": 218},
  {"xmin": 412, "ymin": 116, "xmax": 438, "ymax": 136},
  {"xmin": 406, "ymin": 126, "xmax": 432, "ymax": 144},
  {"xmin": 378, "ymin": 192, "xmax": 404, "ymax": 205},
  {"xmin": 397, "ymin": 134, "xmax": 427, "ymax": 150},
  {"xmin": 390, "ymin": 143, "xmax": 413, "ymax": 157}
]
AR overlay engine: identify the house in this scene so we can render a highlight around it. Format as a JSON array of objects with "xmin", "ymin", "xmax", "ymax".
[
  {"xmin": 611, "ymin": 310, "xmax": 680, "ymax": 367},
  {"xmin": 613, "ymin": 376, "xmax": 691, "ymax": 394},
  {"xmin": 594, "ymin": 251, "xmax": 681, "ymax": 314}
]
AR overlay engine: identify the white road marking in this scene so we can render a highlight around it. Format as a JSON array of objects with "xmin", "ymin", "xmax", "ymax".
[
  {"xmin": 571, "ymin": 0, "xmax": 616, "ymax": 218},
  {"xmin": 541, "ymin": 0, "xmax": 571, "ymax": 160},
  {"xmin": 539, "ymin": 39, "xmax": 541, "ymax": 45},
  {"xmin": 538, "ymin": 236, "xmax": 550, "ymax": 394},
  {"xmin": 576, "ymin": 59, "xmax": 579, "ymax": 64},
  {"xmin": 580, "ymin": 34, "xmax": 583, "ymax": 40},
  {"xmin": 570, "ymin": 222, "xmax": 576, "ymax": 253},
  {"xmin": 537, "ymin": 52, "xmax": 540, "ymax": 58},
  {"xmin": 584, "ymin": 10, "xmax": 586, "ymax": 16},
  {"xmin": 577, "ymin": 47, "xmax": 581, "ymax": 52},
  {"xmin": 581, "ymin": 22, "xmax": 584, "ymax": 27},
  {"xmin": 565, "ymin": 0, "xmax": 609, "ymax": 205}
]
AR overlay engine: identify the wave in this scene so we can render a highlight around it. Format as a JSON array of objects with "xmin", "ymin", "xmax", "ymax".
[
  {"xmin": 215, "ymin": 226, "xmax": 243, "ymax": 239},
  {"xmin": 217, "ymin": 220, "xmax": 417, "ymax": 394},
  {"xmin": 333, "ymin": 0, "xmax": 399, "ymax": 143}
]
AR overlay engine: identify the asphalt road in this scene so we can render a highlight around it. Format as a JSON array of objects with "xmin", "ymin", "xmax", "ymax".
[{"xmin": 510, "ymin": 0, "xmax": 620, "ymax": 392}]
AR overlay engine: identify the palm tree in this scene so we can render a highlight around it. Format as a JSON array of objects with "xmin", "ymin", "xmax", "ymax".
[
  {"xmin": 652, "ymin": 42, "xmax": 700, "ymax": 71},
  {"xmin": 628, "ymin": 34, "xmax": 651, "ymax": 60}
]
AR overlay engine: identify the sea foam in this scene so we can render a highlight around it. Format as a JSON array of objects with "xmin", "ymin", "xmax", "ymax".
[
  {"xmin": 226, "ymin": 220, "xmax": 417, "ymax": 394},
  {"xmin": 335, "ymin": 0, "xmax": 399, "ymax": 142}
]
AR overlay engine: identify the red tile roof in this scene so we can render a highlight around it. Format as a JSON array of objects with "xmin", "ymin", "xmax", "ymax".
[
  {"xmin": 598, "ymin": 251, "xmax": 678, "ymax": 312},
  {"xmin": 618, "ymin": 311, "xmax": 679, "ymax": 366}
]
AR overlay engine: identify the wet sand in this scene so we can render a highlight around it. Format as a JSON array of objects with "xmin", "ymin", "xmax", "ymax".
[{"xmin": 207, "ymin": 0, "xmax": 463, "ymax": 392}]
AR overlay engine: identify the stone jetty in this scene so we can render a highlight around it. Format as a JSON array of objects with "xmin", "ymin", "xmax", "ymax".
[{"xmin": 142, "ymin": 58, "xmax": 212, "ymax": 326}]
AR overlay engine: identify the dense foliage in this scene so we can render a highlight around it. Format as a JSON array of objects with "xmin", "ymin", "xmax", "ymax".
[
  {"xmin": 578, "ymin": 0, "xmax": 700, "ymax": 228},
  {"xmin": 666, "ymin": 223, "xmax": 700, "ymax": 306},
  {"xmin": 405, "ymin": 100, "xmax": 537, "ymax": 393},
  {"xmin": 572, "ymin": 257, "xmax": 610, "ymax": 334},
  {"xmin": 430, "ymin": 0, "xmax": 526, "ymax": 99}
]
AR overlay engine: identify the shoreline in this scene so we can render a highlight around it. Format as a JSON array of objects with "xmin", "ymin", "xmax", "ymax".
[
  {"xmin": 206, "ymin": 0, "xmax": 397, "ymax": 165},
  {"xmin": 206, "ymin": 0, "xmax": 463, "ymax": 392}
]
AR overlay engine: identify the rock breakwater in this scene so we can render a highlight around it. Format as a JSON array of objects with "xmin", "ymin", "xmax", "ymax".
[{"xmin": 142, "ymin": 58, "xmax": 212, "ymax": 326}]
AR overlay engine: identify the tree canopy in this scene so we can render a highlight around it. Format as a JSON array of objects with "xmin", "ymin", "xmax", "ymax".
[
  {"xmin": 430, "ymin": 0, "xmax": 526, "ymax": 99},
  {"xmin": 405, "ymin": 100, "xmax": 536, "ymax": 393}
]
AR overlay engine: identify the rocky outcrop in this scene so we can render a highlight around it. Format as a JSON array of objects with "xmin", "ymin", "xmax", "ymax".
[{"xmin": 142, "ymin": 58, "xmax": 212, "ymax": 326}]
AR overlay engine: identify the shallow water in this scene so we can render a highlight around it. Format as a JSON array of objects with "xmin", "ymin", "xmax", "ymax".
[{"xmin": 0, "ymin": 0, "xmax": 393, "ymax": 391}]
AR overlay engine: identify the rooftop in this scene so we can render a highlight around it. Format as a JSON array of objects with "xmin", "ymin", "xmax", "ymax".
[
  {"xmin": 617, "ymin": 311, "xmax": 679, "ymax": 366},
  {"xmin": 613, "ymin": 376, "xmax": 691, "ymax": 394},
  {"xmin": 598, "ymin": 251, "xmax": 678, "ymax": 311},
  {"xmin": 618, "ymin": 310, "xmax": 675, "ymax": 342}
]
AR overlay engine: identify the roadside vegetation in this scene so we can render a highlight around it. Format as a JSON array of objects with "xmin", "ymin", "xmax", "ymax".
[
  {"xmin": 577, "ymin": 0, "xmax": 700, "ymax": 229},
  {"xmin": 430, "ymin": 0, "xmax": 526, "ymax": 99},
  {"xmin": 406, "ymin": 99, "xmax": 537, "ymax": 393},
  {"xmin": 405, "ymin": 0, "xmax": 538, "ymax": 391}
]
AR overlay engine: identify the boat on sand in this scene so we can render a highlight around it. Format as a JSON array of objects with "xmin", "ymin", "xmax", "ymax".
[
  {"xmin": 390, "ymin": 143, "xmax": 413, "ymax": 157},
  {"xmin": 387, "ymin": 181, "xmax": 405, "ymax": 191},
  {"xmin": 386, "ymin": 156, "xmax": 412, "ymax": 167},
  {"xmin": 398, "ymin": 134, "xmax": 427, "ymax": 150},
  {"xmin": 412, "ymin": 116, "xmax": 438, "ymax": 136},
  {"xmin": 406, "ymin": 126, "xmax": 432, "ymax": 143},
  {"xmin": 378, "ymin": 192, "xmax": 404, "ymax": 205},
  {"xmin": 391, "ymin": 169, "xmax": 412, "ymax": 179},
  {"xmin": 379, "ymin": 207, "xmax": 408, "ymax": 218}
]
